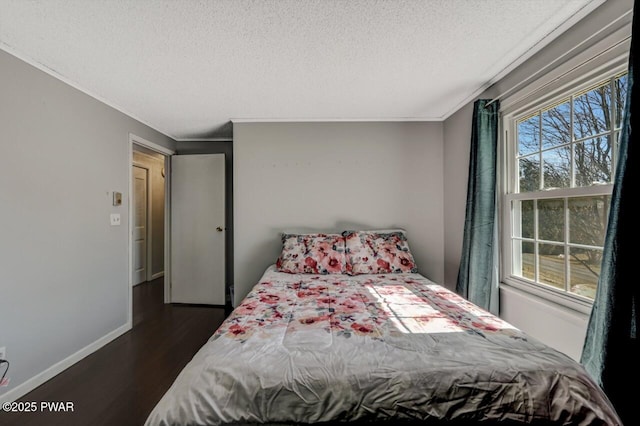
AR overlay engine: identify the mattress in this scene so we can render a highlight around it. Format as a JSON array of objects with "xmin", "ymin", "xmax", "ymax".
[{"xmin": 145, "ymin": 265, "xmax": 621, "ymax": 425}]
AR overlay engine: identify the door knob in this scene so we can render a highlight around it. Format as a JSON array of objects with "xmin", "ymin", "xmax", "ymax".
[{"xmin": 216, "ymin": 226, "xmax": 224, "ymax": 232}]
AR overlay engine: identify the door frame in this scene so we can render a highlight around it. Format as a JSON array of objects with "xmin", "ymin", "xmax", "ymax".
[{"xmin": 128, "ymin": 133, "xmax": 175, "ymax": 327}]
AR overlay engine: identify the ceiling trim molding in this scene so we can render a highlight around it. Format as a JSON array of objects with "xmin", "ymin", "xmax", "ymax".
[
  {"xmin": 0, "ymin": 41, "xmax": 178, "ymax": 142},
  {"xmin": 440, "ymin": 0, "xmax": 608, "ymax": 121},
  {"xmin": 175, "ymin": 138, "xmax": 233, "ymax": 142},
  {"xmin": 230, "ymin": 117, "xmax": 443, "ymax": 123}
]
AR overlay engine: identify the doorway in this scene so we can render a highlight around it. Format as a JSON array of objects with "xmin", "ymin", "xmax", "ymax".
[
  {"xmin": 128, "ymin": 135, "xmax": 230, "ymax": 328},
  {"xmin": 128, "ymin": 134, "xmax": 174, "ymax": 328},
  {"xmin": 132, "ymin": 145, "xmax": 167, "ymax": 286}
]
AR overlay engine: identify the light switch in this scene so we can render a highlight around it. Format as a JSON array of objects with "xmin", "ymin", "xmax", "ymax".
[
  {"xmin": 110, "ymin": 213, "xmax": 121, "ymax": 226},
  {"xmin": 113, "ymin": 192, "xmax": 122, "ymax": 206}
]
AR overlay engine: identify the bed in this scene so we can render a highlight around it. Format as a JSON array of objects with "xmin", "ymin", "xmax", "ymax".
[{"xmin": 145, "ymin": 231, "xmax": 621, "ymax": 426}]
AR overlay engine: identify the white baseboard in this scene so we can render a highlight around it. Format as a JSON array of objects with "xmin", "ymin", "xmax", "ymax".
[
  {"xmin": 151, "ymin": 271, "xmax": 165, "ymax": 280},
  {"xmin": 0, "ymin": 323, "xmax": 131, "ymax": 404}
]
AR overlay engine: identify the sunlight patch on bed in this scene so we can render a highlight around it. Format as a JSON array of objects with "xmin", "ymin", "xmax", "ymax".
[
  {"xmin": 366, "ymin": 285, "xmax": 464, "ymax": 334},
  {"xmin": 365, "ymin": 284, "xmax": 517, "ymax": 335}
]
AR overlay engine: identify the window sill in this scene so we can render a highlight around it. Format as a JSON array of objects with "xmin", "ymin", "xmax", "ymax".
[{"xmin": 500, "ymin": 277, "xmax": 594, "ymax": 316}]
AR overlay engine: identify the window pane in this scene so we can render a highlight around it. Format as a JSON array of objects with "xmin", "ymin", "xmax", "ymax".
[
  {"xmin": 568, "ymin": 195, "xmax": 611, "ymax": 246},
  {"xmin": 512, "ymin": 200, "xmax": 534, "ymax": 239},
  {"xmin": 538, "ymin": 199, "xmax": 564, "ymax": 242},
  {"xmin": 573, "ymin": 82, "xmax": 611, "ymax": 140},
  {"xmin": 574, "ymin": 136, "xmax": 612, "ymax": 186},
  {"xmin": 519, "ymin": 155, "xmax": 540, "ymax": 192},
  {"xmin": 542, "ymin": 147, "xmax": 570, "ymax": 189},
  {"xmin": 542, "ymin": 101, "xmax": 571, "ymax": 149},
  {"xmin": 538, "ymin": 243, "xmax": 565, "ymax": 290},
  {"xmin": 569, "ymin": 247, "xmax": 601, "ymax": 299},
  {"xmin": 518, "ymin": 114, "xmax": 540, "ymax": 155},
  {"xmin": 513, "ymin": 240, "xmax": 535, "ymax": 280},
  {"xmin": 615, "ymin": 74, "xmax": 628, "ymax": 129}
]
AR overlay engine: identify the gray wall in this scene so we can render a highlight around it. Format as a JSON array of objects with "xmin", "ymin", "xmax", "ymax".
[
  {"xmin": 442, "ymin": 0, "xmax": 633, "ymax": 359},
  {"xmin": 176, "ymin": 141, "xmax": 234, "ymax": 305},
  {"xmin": 0, "ymin": 48, "xmax": 176, "ymax": 399},
  {"xmin": 233, "ymin": 122, "xmax": 444, "ymax": 306}
]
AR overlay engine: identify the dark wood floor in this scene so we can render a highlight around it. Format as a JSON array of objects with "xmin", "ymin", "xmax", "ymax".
[{"xmin": 0, "ymin": 278, "xmax": 228, "ymax": 426}]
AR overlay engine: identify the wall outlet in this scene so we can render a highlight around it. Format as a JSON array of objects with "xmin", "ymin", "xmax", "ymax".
[
  {"xmin": 0, "ymin": 346, "xmax": 6, "ymax": 360},
  {"xmin": 110, "ymin": 213, "xmax": 121, "ymax": 226}
]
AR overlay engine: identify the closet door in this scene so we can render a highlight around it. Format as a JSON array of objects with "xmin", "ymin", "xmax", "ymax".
[{"xmin": 170, "ymin": 154, "xmax": 225, "ymax": 305}]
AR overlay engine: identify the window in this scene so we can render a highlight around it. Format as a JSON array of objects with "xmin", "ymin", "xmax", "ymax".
[{"xmin": 504, "ymin": 71, "xmax": 627, "ymax": 305}]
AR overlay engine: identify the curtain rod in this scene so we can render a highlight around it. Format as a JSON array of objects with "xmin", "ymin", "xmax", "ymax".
[{"xmin": 484, "ymin": 9, "xmax": 633, "ymax": 109}]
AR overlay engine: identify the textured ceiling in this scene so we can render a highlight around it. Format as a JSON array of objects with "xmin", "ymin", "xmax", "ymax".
[{"xmin": 0, "ymin": 0, "xmax": 602, "ymax": 140}]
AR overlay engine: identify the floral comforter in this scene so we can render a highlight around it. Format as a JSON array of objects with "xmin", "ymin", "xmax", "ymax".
[{"xmin": 145, "ymin": 266, "xmax": 621, "ymax": 426}]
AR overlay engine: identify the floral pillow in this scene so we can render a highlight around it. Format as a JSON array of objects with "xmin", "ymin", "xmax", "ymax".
[
  {"xmin": 343, "ymin": 231, "xmax": 418, "ymax": 275},
  {"xmin": 276, "ymin": 233, "xmax": 346, "ymax": 274}
]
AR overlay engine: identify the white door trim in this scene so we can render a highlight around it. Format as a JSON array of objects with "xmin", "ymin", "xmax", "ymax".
[
  {"xmin": 163, "ymin": 156, "xmax": 172, "ymax": 304},
  {"xmin": 128, "ymin": 134, "xmax": 175, "ymax": 327}
]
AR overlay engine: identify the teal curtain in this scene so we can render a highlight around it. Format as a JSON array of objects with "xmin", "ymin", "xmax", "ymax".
[
  {"xmin": 456, "ymin": 99, "xmax": 500, "ymax": 315},
  {"xmin": 581, "ymin": 3, "xmax": 639, "ymax": 424}
]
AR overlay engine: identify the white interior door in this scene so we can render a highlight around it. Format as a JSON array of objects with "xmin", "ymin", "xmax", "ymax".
[
  {"xmin": 171, "ymin": 154, "xmax": 225, "ymax": 305},
  {"xmin": 132, "ymin": 165, "xmax": 148, "ymax": 285}
]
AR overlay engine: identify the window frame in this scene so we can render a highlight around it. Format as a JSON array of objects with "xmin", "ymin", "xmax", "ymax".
[{"xmin": 500, "ymin": 58, "xmax": 628, "ymax": 315}]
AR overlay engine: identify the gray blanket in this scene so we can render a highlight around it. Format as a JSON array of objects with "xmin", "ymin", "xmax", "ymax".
[{"xmin": 145, "ymin": 267, "xmax": 622, "ymax": 425}]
